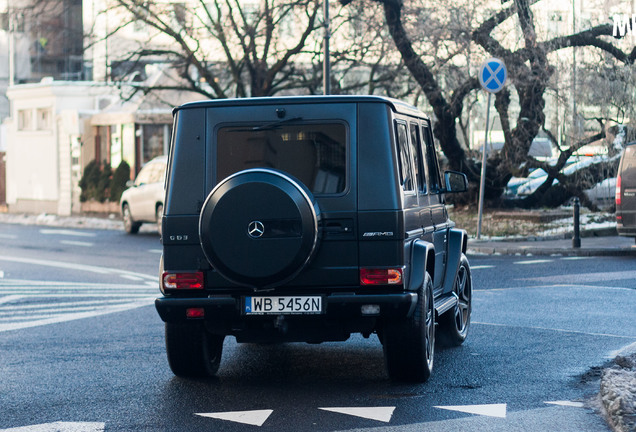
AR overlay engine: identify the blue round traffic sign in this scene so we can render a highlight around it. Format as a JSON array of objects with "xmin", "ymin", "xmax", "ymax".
[{"xmin": 479, "ymin": 58, "xmax": 507, "ymax": 93}]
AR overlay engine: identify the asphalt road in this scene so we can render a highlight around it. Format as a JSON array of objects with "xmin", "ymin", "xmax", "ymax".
[{"xmin": 0, "ymin": 223, "xmax": 635, "ymax": 431}]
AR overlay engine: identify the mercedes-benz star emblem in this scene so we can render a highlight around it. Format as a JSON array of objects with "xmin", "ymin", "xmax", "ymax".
[{"xmin": 247, "ymin": 221, "xmax": 265, "ymax": 238}]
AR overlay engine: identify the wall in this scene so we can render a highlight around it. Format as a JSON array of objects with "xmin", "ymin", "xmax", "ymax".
[{"xmin": 5, "ymin": 80, "xmax": 111, "ymax": 215}]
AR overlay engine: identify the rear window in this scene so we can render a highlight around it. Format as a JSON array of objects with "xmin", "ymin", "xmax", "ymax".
[{"xmin": 217, "ymin": 123, "xmax": 347, "ymax": 194}]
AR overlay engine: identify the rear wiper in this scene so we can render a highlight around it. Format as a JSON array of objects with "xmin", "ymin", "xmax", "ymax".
[{"xmin": 251, "ymin": 116, "xmax": 303, "ymax": 131}]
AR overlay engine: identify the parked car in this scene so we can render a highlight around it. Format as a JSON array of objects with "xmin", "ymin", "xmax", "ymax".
[
  {"xmin": 119, "ymin": 155, "xmax": 167, "ymax": 235},
  {"xmin": 616, "ymin": 142, "xmax": 636, "ymax": 237},
  {"xmin": 505, "ymin": 156, "xmax": 614, "ymax": 202},
  {"xmin": 585, "ymin": 177, "xmax": 616, "ymax": 210},
  {"xmin": 504, "ymin": 168, "xmax": 547, "ymax": 197},
  {"xmin": 155, "ymin": 96, "xmax": 473, "ymax": 383}
]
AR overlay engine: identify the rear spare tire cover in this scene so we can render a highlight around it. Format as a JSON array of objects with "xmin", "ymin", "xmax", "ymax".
[{"xmin": 199, "ymin": 168, "xmax": 321, "ymax": 288}]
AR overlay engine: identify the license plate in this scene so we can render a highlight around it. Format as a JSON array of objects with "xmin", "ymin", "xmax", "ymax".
[{"xmin": 244, "ymin": 296, "xmax": 322, "ymax": 315}]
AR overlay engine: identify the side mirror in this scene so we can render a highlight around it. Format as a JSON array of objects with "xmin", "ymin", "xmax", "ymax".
[{"xmin": 443, "ymin": 171, "xmax": 468, "ymax": 193}]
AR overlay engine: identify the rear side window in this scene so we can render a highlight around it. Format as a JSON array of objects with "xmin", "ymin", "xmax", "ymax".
[
  {"xmin": 409, "ymin": 122, "xmax": 426, "ymax": 193},
  {"xmin": 395, "ymin": 122, "xmax": 414, "ymax": 192},
  {"xmin": 421, "ymin": 125, "xmax": 441, "ymax": 191},
  {"xmin": 217, "ymin": 123, "xmax": 347, "ymax": 194}
]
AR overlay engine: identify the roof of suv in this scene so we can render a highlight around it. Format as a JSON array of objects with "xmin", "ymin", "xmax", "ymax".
[{"xmin": 174, "ymin": 95, "xmax": 426, "ymax": 118}]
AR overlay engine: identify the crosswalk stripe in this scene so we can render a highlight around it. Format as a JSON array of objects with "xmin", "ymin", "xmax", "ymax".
[
  {"xmin": 0, "ymin": 299, "xmax": 137, "ymax": 310},
  {"xmin": 0, "ymin": 276, "xmax": 158, "ymax": 332},
  {"xmin": 0, "ymin": 300, "xmax": 155, "ymax": 332}
]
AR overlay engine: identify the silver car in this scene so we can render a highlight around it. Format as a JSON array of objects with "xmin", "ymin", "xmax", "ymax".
[{"xmin": 120, "ymin": 155, "xmax": 167, "ymax": 234}]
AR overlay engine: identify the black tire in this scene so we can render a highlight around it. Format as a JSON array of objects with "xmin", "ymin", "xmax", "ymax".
[
  {"xmin": 156, "ymin": 204, "xmax": 163, "ymax": 237},
  {"xmin": 122, "ymin": 203, "xmax": 141, "ymax": 234},
  {"xmin": 199, "ymin": 168, "xmax": 320, "ymax": 288},
  {"xmin": 165, "ymin": 322, "xmax": 224, "ymax": 378},
  {"xmin": 383, "ymin": 272, "xmax": 435, "ymax": 383},
  {"xmin": 437, "ymin": 254, "xmax": 472, "ymax": 347}
]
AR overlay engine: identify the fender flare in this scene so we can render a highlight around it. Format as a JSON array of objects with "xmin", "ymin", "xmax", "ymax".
[
  {"xmin": 407, "ymin": 239, "xmax": 435, "ymax": 293},
  {"xmin": 442, "ymin": 228, "xmax": 468, "ymax": 294}
]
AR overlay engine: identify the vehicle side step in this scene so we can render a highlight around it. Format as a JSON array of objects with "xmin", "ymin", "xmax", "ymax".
[{"xmin": 435, "ymin": 292, "xmax": 458, "ymax": 316}]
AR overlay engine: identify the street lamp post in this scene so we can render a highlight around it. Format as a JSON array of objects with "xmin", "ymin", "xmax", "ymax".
[
  {"xmin": 323, "ymin": 0, "xmax": 330, "ymax": 95},
  {"xmin": 8, "ymin": 9, "xmax": 15, "ymax": 87}
]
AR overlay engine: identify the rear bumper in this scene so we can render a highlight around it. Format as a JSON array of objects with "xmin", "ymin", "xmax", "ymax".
[
  {"xmin": 617, "ymin": 224, "xmax": 636, "ymax": 237},
  {"xmin": 155, "ymin": 292, "xmax": 417, "ymax": 342}
]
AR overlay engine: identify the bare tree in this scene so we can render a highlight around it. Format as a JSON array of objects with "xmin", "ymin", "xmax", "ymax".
[
  {"xmin": 342, "ymin": 0, "xmax": 636, "ymax": 207},
  {"xmin": 96, "ymin": 0, "xmax": 323, "ymax": 98}
]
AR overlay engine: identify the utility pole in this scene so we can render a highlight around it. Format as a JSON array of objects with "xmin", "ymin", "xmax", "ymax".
[
  {"xmin": 571, "ymin": 0, "xmax": 577, "ymax": 140},
  {"xmin": 322, "ymin": 0, "xmax": 330, "ymax": 95},
  {"xmin": 8, "ymin": 9, "xmax": 15, "ymax": 87}
]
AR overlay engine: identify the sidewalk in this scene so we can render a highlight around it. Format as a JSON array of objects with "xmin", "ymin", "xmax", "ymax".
[{"xmin": 469, "ymin": 233, "xmax": 636, "ymax": 257}]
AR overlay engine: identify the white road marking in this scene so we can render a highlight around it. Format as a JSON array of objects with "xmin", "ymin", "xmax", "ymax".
[
  {"xmin": 544, "ymin": 401, "xmax": 585, "ymax": 408},
  {"xmin": 0, "ymin": 277, "xmax": 157, "ymax": 332},
  {"xmin": 0, "ymin": 255, "xmax": 155, "ymax": 281},
  {"xmin": 0, "ymin": 270, "xmax": 4, "ymax": 278},
  {"xmin": 319, "ymin": 407, "xmax": 396, "ymax": 423},
  {"xmin": 195, "ymin": 410, "xmax": 274, "ymax": 427},
  {"xmin": 473, "ymin": 321, "xmax": 636, "ymax": 340},
  {"xmin": 560, "ymin": 256, "xmax": 591, "ymax": 261},
  {"xmin": 60, "ymin": 240, "xmax": 94, "ymax": 247},
  {"xmin": 0, "ymin": 422, "xmax": 104, "ymax": 432},
  {"xmin": 514, "ymin": 259, "xmax": 553, "ymax": 265},
  {"xmin": 120, "ymin": 275, "xmax": 145, "ymax": 281},
  {"xmin": 0, "ymin": 299, "xmax": 154, "ymax": 332},
  {"xmin": 0, "ymin": 234, "xmax": 17, "ymax": 239},
  {"xmin": 0, "ymin": 299, "xmax": 139, "ymax": 310},
  {"xmin": 148, "ymin": 249, "xmax": 163, "ymax": 254},
  {"xmin": 0, "ymin": 295, "xmax": 23, "ymax": 304},
  {"xmin": 471, "ymin": 265, "xmax": 495, "ymax": 270},
  {"xmin": 529, "ymin": 271, "xmax": 636, "ymax": 283},
  {"xmin": 40, "ymin": 229, "xmax": 96, "ymax": 237},
  {"xmin": 433, "ymin": 403, "xmax": 507, "ymax": 418}
]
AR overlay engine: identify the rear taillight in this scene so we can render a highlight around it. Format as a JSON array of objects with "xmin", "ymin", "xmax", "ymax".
[
  {"xmin": 162, "ymin": 272, "xmax": 204, "ymax": 290},
  {"xmin": 360, "ymin": 268, "xmax": 403, "ymax": 285},
  {"xmin": 616, "ymin": 175, "xmax": 622, "ymax": 206}
]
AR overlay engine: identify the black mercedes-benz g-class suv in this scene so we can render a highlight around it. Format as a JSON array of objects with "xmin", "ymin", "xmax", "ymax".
[{"xmin": 155, "ymin": 96, "xmax": 472, "ymax": 382}]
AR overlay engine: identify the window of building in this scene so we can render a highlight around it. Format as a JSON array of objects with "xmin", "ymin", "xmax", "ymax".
[
  {"xmin": 142, "ymin": 124, "xmax": 170, "ymax": 164},
  {"xmin": 17, "ymin": 109, "xmax": 33, "ymax": 131},
  {"xmin": 36, "ymin": 108, "xmax": 52, "ymax": 130}
]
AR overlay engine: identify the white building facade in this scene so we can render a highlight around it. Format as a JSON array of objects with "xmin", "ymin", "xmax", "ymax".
[{"xmin": 5, "ymin": 80, "xmax": 112, "ymax": 215}]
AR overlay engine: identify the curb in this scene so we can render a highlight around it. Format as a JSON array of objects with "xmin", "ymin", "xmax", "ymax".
[{"xmin": 467, "ymin": 245, "xmax": 636, "ymax": 257}]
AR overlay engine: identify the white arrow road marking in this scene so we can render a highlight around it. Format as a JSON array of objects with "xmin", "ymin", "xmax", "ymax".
[
  {"xmin": 195, "ymin": 410, "xmax": 273, "ymax": 427},
  {"xmin": 433, "ymin": 403, "xmax": 507, "ymax": 418},
  {"xmin": 319, "ymin": 407, "xmax": 396, "ymax": 423},
  {"xmin": 544, "ymin": 400, "xmax": 585, "ymax": 408},
  {"xmin": 0, "ymin": 422, "xmax": 105, "ymax": 432}
]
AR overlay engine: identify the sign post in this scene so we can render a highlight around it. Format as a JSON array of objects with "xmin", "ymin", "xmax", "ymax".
[{"xmin": 476, "ymin": 58, "xmax": 507, "ymax": 239}]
